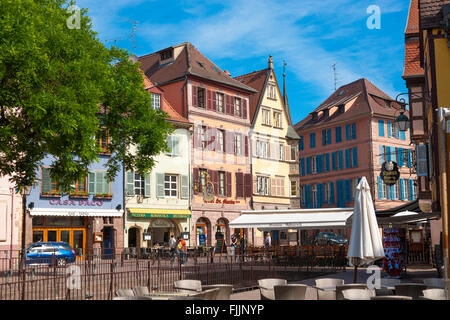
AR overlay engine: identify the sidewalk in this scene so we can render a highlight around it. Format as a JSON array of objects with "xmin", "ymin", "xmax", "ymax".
[{"xmin": 230, "ymin": 265, "xmax": 440, "ymax": 300}]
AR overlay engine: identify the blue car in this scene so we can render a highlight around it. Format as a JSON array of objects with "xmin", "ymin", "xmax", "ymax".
[
  {"xmin": 314, "ymin": 232, "xmax": 348, "ymax": 246},
  {"xmin": 26, "ymin": 242, "xmax": 76, "ymax": 266}
]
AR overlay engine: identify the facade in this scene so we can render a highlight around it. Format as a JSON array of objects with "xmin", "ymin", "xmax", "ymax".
[
  {"xmin": 124, "ymin": 77, "xmax": 193, "ymax": 249},
  {"xmin": 413, "ymin": 0, "xmax": 450, "ymax": 280},
  {"xmin": 0, "ymin": 176, "xmax": 22, "ymax": 257},
  {"xmin": 234, "ymin": 56, "xmax": 301, "ymax": 245},
  {"xmin": 138, "ymin": 42, "xmax": 257, "ymax": 248},
  {"xmin": 24, "ymin": 154, "xmax": 124, "ymax": 257},
  {"xmin": 295, "ymin": 78, "xmax": 417, "ymax": 212}
]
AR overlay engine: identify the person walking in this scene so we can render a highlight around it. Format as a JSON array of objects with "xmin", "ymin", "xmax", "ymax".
[
  {"xmin": 230, "ymin": 234, "xmax": 237, "ymax": 261},
  {"xmin": 177, "ymin": 236, "xmax": 187, "ymax": 266},
  {"xmin": 169, "ymin": 234, "xmax": 177, "ymax": 266}
]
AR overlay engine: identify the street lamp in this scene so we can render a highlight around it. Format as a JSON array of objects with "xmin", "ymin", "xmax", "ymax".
[{"xmin": 395, "ymin": 111, "xmax": 410, "ymax": 132}]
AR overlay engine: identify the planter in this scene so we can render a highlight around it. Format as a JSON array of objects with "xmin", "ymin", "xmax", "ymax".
[
  {"xmin": 94, "ymin": 194, "xmax": 113, "ymax": 200},
  {"xmin": 69, "ymin": 193, "xmax": 89, "ymax": 199},
  {"xmin": 40, "ymin": 192, "xmax": 62, "ymax": 198}
]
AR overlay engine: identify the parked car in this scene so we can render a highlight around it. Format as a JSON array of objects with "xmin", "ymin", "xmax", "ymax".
[
  {"xmin": 314, "ymin": 232, "xmax": 348, "ymax": 246},
  {"xmin": 26, "ymin": 242, "xmax": 76, "ymax": 266}
]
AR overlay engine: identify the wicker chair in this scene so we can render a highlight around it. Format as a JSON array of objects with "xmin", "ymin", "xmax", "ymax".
[
  {"xmin": 395, "ymin": 283, "xmax": 428, "ymax": 299},
  {"xmin": 336, "ymin": 284, "xmax": 373, "ymax": 300},
  {"xmin": 202, "ymin": 284, "xmax": 233, "ymax": 300},
  {"xmin": 115, "ymin": 288, "xmax": 135, "ymax": 297},
  {"xmin": 341, "ymin": 288, "xmax": 372, "ymax": 300},
  {"xmin": 421, "ymin": 288, "xmax": 446, "ymax": 300},
  {"xmin": 315, "ymin": 278, "xmax": 344, "ymax": 288},
  {"xmin": 273, "ymin": 284, "xmax": 308, "ymax": 300},
  {"xmin": 132, "ymin": 286, "xmax": 150, "ymax": 296},
  {"xmin": 258, "ymin": 278, "xmax": 287, "ymax": 300},
  {"xmin": 174, "ymin": 280, "xmax": 202, "ymax": 293}
]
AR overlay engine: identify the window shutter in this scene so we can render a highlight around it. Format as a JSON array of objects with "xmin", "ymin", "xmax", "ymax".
[
  {"xmin": 352, "ymin": 147, "xmax": 358, "ymax": 168},
  {"xmin": 332, "ymin": 152, "xmax": 336, "ymax": 171},
  {"xmin": 317, "ymin": 155, "xmax": 323, "ymax": 173},
  {"xmin": 392, "ymin": 147, "xmax": 397, "ymax": 163},
  {"xmin": 226, "ymin": 131, "xmax": 235, "ymax": 154},
  {"xmin": 335, "ymin": 127, "xmax": 340, "ymax": 143},
  {"xmin": 242, "ymin": 99, "xmax": 247, "ymax": 119},
  {"xmin": 399, "ymin": 178, "xmax": 405, "ymax": 200},
  {"xmin": 235, "ymin": 172, "xmax": 244, "ymax": 198},
  {"xmin": 211, "ymin": 170, "xmax": 218, "ymax": 196},
  {"xmin": 226, "ymin": 172, "xmax": 232, "ymax": 197},
  {"xmin": 143, "ymin": 173, "xmax": 151, "ymax": 197},
  {"xmin": 41, "ymin": 168, "xmax": 51, "ymax": 193},
  {"xmin": 351, "ymin": 123, "xmax": 356, "ymax": 139},
  {"xmin": 193, "ymin": 168, "xmax": 199, "ymax": 195},
  {"xmin": 387, "ymin": 121, "xmax": 392, "ymax": 138},
  {"xmin": 329, "ymin": 182, "xmax": 335, "ymax": 204},
  {"xmin": 379, "ymin": 145, "xmax": 384, "ymax": 165},
  {"xmin": 322, "ymin": 130, "xmax": 326, "ymax": 146},
  {"xmin": 212, "ymin": 91, "xmax": 217, "ymax": 110},
  {"xmin": 207, "ymin": 89, "xmax": 213, "ymax": 110},
  {"xmin": 377, "ymin": 177, "xmax": 383, "ymax": 199},
  {"xmin": 344, "ymin": 179, "xmax": 351, "ymax": 203},
  {"xmin": 345, "ymin": 124, "xmax": 350, "ymax": 140},
  {"xmin": 338, "ymin": 151, "xmax": 343, "ymax": 170},
  {"xmin": 306, "ymin": 185, "xmax": 311, "ymax": 208},
  {"xmin": 244, "ymin": 136, "xmax": 249, "ymax": 157},
  {"xmin": 378, "ymin": 120, "xmax": 385, "ymax": 137},
  {"xmin": 95, "ymin": 172, "xmax": 103, "ymax": 194},
  {"xmin": 409, "ymin": 179, "xmax": 414, "ymax": 200},
  {"xmin": 337, "ymin": 180, "xmax": 344, "ymax": 207},
  {"xmin": 271, "ymin": 178, "xmax": 277, "ymax": 196},
  {"xmin": 299, "ymin": 137, "xmax": 304, "ymax": 151},
  {"xmin": 416, "ymin": 145, "xmax": 428, "ymax": 176},
  {"xmin": 317, "ymin": 183, "xmax": 323, "ymax": 208},
  {"xmin": 310, "ymin": 133, "xmax": 315, "ymax": 148},
  {"xmin": 284, "ymin": 146, "xmax": 291, "ymax": 161},
  {"xmin": 225, "ymin": 95, "xmax": 232, "ymax": 115},
  {"xmin": 181, "ymin": 175, "xmax": 189, "ymax": 199},
  {"xmin": 192, "ymin": 85, "xmax": 198, "ymax": 107},
  {"xmin": 244, "ymin": 173, "xmax": 252, "ymax": 197},
  {"xmin": 253, "ymin": 177, "xmax": 257, "ymax": 195},
  {"xmin": 388, "ymin": 184, "xmax": 393, "ymax": 200},
  {"xmin": 386, "ymin": 146, "xmax": 391, "ymax": 161},
  {"xmin": 306, "ymin": 157, "xmax": 311, "ymax": 175},
  {"xmin": 300, "ymin": 158, "xmax": 305, "ymax": 176},
  {"xmin": 156, "ymin": 173, "xmax": 165, "ymax": 198},
  {"xmin": 398, "ymin": 148, "xmax": 404, "ymax": 167},
  {"xmin": 325, "ymin": 153, "xmax": 330, "ymax": 172},
  {"xmin": 126, "ymin": 171, "xmax": 134, "ymax": 196},
  {"xmin": 327, "ymin": 129, "xmax": 332, "ymax": 144},
  {"xmin": 193, "ymin": 125, "xmax": 200, "ymax": 149},
  {"xmin": 345, "ymin": 149, "xmax": 350, "ymax": 169}
]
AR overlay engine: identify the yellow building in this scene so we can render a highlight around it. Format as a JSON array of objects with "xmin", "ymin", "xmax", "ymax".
[
  {"xmin": 235, "ymin": 57, "xmax": 301, "ymax": 245},
  {"xmin": 414, "ymin": 0, "xmax": 450, "ymax": 283}
]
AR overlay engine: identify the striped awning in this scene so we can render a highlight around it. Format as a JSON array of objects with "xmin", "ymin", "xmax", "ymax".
[{"xmin": 128, "ymin": 208, "xmax": 191, "ymax": 218}]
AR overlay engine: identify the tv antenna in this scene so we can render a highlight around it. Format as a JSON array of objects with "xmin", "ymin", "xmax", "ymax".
[
  {"xmin": 127, "ymin": 19, "xmax": 139, "ymax": 54},
  {"xmin": 332, "ymin": 63, "xmax": 338, "ymax": 92}
]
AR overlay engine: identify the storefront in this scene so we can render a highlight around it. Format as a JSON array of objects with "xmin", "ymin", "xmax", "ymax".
[{"xmin": 126, "ymin": 208, "xmax": 191, "ymax": 247}]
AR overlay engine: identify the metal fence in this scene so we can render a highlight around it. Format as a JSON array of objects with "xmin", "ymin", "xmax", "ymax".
[{"xmin": 0, "ymin": 247, "xmax": 348, "ymax": 300}]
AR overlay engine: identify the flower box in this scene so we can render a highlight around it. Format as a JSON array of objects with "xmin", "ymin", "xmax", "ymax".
[
  {"xmin": 69, "ymin": 192, "xmax": 89, "ymax": 199},
  {"xmin": 41, "ymin": 191, "xmax": 62, "ymax": 198},
  {"xmin": 94, "ymin": 193, "xmax": 113, "ymax": 200}
]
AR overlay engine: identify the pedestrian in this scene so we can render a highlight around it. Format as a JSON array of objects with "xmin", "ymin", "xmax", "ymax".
[
  {"xmin": 177, "ymin": 236, "xmax": 187, "ymax": 266},
  {"xmin": 265, "ymin": 233, "xmax": 271, "ymax": 248},
  {"xmin": 169, "ymin": 234, "xmax": 177, "ymax": 263},
  {"xmin": 230, "ymin": 234, "xmax": 237, "ymax": 259}
]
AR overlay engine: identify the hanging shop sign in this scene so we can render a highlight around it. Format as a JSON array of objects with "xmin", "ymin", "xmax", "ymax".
[
  {"xmin": 143, "ymin": 233, "xmax": 152, "ymax": 241},
  {"xmin": 181, "ymin": 232, "xmax": 190, "ymax": 240},
  {"xmin": 380, "ymin": 161, "xmax": 400, "ymax": 185}
]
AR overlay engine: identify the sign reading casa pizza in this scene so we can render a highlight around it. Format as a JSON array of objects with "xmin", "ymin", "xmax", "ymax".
[
  {"xmin": 380, "ymin": 161, "xmax": 400, "ymax": 185},
  {"xmin": 203, "ymin": 198, "xmax": 240, "ymax": 204}
]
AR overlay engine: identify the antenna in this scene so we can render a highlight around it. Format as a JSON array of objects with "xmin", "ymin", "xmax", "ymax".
[
  {"xmin": 332, "ymin": 63, "xmax": 338, "ymax": 92},
  {"xmin": 127, "ymin": 19, "xmax": 139, "ymax": 54}
]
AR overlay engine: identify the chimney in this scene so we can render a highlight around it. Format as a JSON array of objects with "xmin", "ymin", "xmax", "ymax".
[
  {"xmin": 268, "ymin": 55, "xmax": 274, "ymax": 70},
  {"xmin": 224, "ymin": 70, "xmax": 231, "ymax": 76}
]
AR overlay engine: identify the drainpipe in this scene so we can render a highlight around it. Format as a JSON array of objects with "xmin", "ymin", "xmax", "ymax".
[{"xmin": 438, "ymin": 107, "xmax": 449, "ymax": 293}]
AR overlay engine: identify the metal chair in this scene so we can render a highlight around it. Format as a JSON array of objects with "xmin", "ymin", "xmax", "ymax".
[
  {"xmin": 273, "ymin": 284, "xmax": 308, "ymax": 300},
  {"xmin": 394, "ymin": 283, "xmax": 428, "ymax": 300},
  {"xmin": 202, "ymin": 284, "xmax": 233, "ymax": 300},
  {"xmin": 115, "ymin": 288, "xmax": 136, "ymax": 297},
  {"xmin": 132, "ymin": 286, "xmax": 150, "ymax": 296},
  {"xmin": 258, "ymin": 278, "xmax": 288, "ymax": 300},
  {"xmin": 174, "ymin": 280, "xmax": 202, "ymax": 293},
  {"xmin": 341, "ymin": 288, "xmax": 372, "ymax": 300}
]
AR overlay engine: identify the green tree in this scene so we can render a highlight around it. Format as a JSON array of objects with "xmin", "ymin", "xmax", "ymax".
[{"xmin": 0, "ymin": 0, "xmax": 173, "ymax": 191}]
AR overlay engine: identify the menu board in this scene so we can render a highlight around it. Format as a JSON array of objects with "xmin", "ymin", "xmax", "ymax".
[{"xmin": 381, "ymin": 228, "xmax": 405, "ymax": 277}]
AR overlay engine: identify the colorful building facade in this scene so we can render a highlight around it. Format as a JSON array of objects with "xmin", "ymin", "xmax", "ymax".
[
  {"xmin": 124, "ymin": 77, "xmax": 193, "ymax": 249},
  {"xmin": 0, "ymin": 176, "xmax": 22, "ymax": 257},
  {"xmin": 234, "ymin": 56, "xmax": 301, "ymax": 245},
  {"xmin": 138, "ymin": 42, "xmax": 256, "ymax": 248}
]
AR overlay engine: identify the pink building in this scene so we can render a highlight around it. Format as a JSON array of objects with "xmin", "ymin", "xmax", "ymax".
[{"xmin": 294, "ymin": 78, "xmax": 417, "ymax": 213}]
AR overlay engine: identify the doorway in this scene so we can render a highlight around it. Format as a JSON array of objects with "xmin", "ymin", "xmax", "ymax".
[
  {"xmin": 128, "ymin": 227, "xmax": 140, "ymax": 249},
  {"xmin": 102, "ymin": 227, "xmax": 115, "ymax": 258}
]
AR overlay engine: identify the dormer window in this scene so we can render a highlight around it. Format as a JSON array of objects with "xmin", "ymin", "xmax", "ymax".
[
  {"xmin": 312, "ymin": 112, "xmax": 319, "ymax": 121},
  {"xmin": 159, "ymin": 49, "xmax": 173, "ymax": 61},
  {"xmin": 338, "ymin": 105, "xmax": 345, "ymax": 114},
  {"xmin": 385, "ymin": 100, "xmax": 391, "ymax": 108},
  {"xmin": 322, "ymin": 109, "xmax": 330, "ymax": 119}
]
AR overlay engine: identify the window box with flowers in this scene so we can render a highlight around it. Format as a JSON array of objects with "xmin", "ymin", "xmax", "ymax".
[
  {"xmin": 69, "ymin": 191, "xmax": 89, "ymax": 199},
  {"xmin": 94, "ymin": 193, "xmax": 113, "ymax": 200},
  {"xmin": 41, "ymin": 191, "xmax": 62, "ymax": 198}
]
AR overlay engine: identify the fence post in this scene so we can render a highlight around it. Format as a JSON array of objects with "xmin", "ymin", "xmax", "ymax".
[{"xmin": 20, "ymin": 250, "xmax": 26, "ymax": 300}]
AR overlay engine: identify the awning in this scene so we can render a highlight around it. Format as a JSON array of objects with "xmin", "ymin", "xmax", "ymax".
[
  {"xmin": 30, "ymin": 208, "xmax": 123, "ymax": 217},
  {"xmin": 128, "ymin": 208, "xmax": 191, "ymax": 219},
  {"xmin": 377, "ymin": 210, "xmax": 441, "ymax": 225},
  {"xmin": 229, "ymin": 208, "xmax": 354, "ymax": 230}
]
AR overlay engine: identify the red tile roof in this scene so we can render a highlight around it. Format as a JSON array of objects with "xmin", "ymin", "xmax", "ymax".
[
  {"xmin": 234, "ymin": 69, "xmax": 270, "ymax": 123},
  {"xmin": 294, "ymin": 78, "xmax": 404, "ymax": 131},
  {"xmin": 419, "ymin": 0, "xmax": 450, "ymax": 29},
  {"xmin": 403, "ymin": 39, "xmax": 424, "ymax": 78},
  {"xmin": 405, "ymin": 0, "xmax": 420, "ymax": 35}
]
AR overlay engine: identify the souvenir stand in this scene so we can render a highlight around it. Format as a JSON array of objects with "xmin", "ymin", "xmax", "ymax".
[{"xmin": 381, "ymin": 227, "xmax": 406, "ymax": 278}]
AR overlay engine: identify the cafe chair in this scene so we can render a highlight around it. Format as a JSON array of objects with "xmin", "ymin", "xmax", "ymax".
[
  {"xmin": 394, "ymin": 283, "xmax": 428, "ymax": 300},
  {"xmin": 341, "ymin": 288, "xmax": 372, "ymax": 300},
  {"xmin": 420, "ymin": 289, "xmax": 447, "ymax": 300},
  {"xmin": 336, "ymin": 284, "xmax": 372, "ymax": 300},
  {"xmin": 273, "ymin": 284, "xmax": 308, "ymax": 300},
  {"xmin": 174, "ymin": 280, "xmax": 202, "ymax": 293},
  {"xmin": 202, "ymin": 284, "xmax": 233, "ymax": 300},
  {"xmin": 258, "ymin": 278, "xmax": 287, "ymax": 300},
  {"xmin": 132, "ymin": 286, "xmax": 150, "ymax": 296},
  {"xmin": 115, "ymin": 288, "xmax": 135, "ymax": 297}
]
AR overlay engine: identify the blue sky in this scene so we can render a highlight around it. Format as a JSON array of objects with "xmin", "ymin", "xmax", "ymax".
[{"xmin": 75, "ymin": 0, "xmax": 410, "ymax": 125}]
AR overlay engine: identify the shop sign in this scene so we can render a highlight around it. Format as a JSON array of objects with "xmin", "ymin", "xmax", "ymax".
[
  {"xmin": 380, "ymin": 161, "xmax": 400, "ymax": 185},
  {"xmin": 199, "ymin": 234, "xmax": 206, "ymax": 246},
  {"xmin": 181, "ymin": 232, "xmax": 190, "ymax": 240},
  {"xmin": 94, "ymin": 232, "xmax": 103, "ymax": 242},
  {"xmin": 49, "ymin": 199, "xmax": 103, "ymax": 206},
  {"xmin": 143, "ymin": 233, "xmax": 152, "ymax": 241},
  {"xmin": 203, "ymin": 198, "xmax": 240, "ymax": 204},
  {"xmin": 130, "ymin": 213, "xmax": 191, "ymax": 218},
  {"xmin": 151, "ymin": 219, "xmax": 174, "ymax": 228}
]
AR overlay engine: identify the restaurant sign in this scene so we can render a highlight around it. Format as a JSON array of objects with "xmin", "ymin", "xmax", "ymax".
[{"xmin": 380, "ymin": 161, "xmax": 400, "ymax": 185}]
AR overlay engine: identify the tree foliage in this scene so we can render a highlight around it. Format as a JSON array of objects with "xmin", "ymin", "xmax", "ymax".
[{"xmin": 0, "ymin": 0, "xmax": 173, "ymax": 191}]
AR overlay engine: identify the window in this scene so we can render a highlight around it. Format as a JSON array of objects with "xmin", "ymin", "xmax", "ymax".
[
  {"xmin": 378, "ymin": 120, "xmax": 385, "ymax": 137},
  {"xmin": 217, "ymin": 130, "xmax": 225, "ymax": 152},
  {"xmin": 165, "ymin": 135, "xmax": 179, "ymax": 156},
  {"xmin": 96, "ymin": 129, "xmax": 109, "ymax": 153},
  {"xmin": 256, "ymin": 176, "xmax": 269, "ymax": 195},
  {"xmin": 88, "ymin": 171, "xmax": 111, "ymax": 195},
  {"xmin": 324, "ymin": 183, "xmax": 330, "ymax": 203},
  {"xmin": 290, "ymin": 180, "xmax": 297, "ymax": 197},
  {"xmin": 267, "ymin": 84, "xmax": 276, "ymax": 99},
  {"xmin": 273, "ymin": 111, "xmax": 282, "ymax": 128},
  {"xmin": 199, "ymin": 169, "xmax": 207, "ymax": 193},
  {"xmin": 279, "ymin": 144, "xmax": 284, "ymax": 160},
  {"xmin": 311, "ymin": 156, "xmax": 317, "ymax": 174},
  {"xmin": 159, "ymin": 49, "xmax": 173, "ymax": 60},
  {"xmin": 134, "ymin": 173, "xmax": 145, "ymax": 196},
  {"xmin": 380, "ymin": 179, "xmax": 387, "ymax": 199},
  {"xmin": 216, "ymin": 93, "xmax": 224, "ymax": 112},
  {"xmin": 151, "ymin": 93, "xmax": 161, "ymax": 110},
  {"xmin": 401, "ymin": 179, "xmax": 408, "ymax": 200},
  {"xmin": 164, "ymin": 174, "xmax": 178, "ymax": 198},
  {"xmin": 311, "ymin": 185, "xmax": 318, "ymax": 208},
  {"xmin": 201, "ymin": 126, "xmax": 207, "ymax": 149},
  {"xmin": 74, "ymin": 178, "xmax": 87, "ymax": 193},
  {"xmin": 218, "ymin": 171, "xmax": 226, "ymax": 196},
  {"xmin": 291, "ymin": 146, "xmax": 296, "ymax": 161},
  {"xmin": 197, "ymin": 87, "xmax": 206, "ymax": 108},
  {"xmin": 234, "ymin": 97, "xmax": 241, "ymax": 117},
  {"xmin": 41, "ymin": 168, "xmax": 61, "ymax": 194},
  {"xmin": 234, "ymin": 133, "xmax": 242, "ymax": 155},
  {"xmin": 351, "ymin": 178, "xmax": 359, "ymax": 200},
  {"xmin": 257, "ymin": 140, "xmax": 268, "ymax": 158},
  {"xmin": 262, "ymin": 109, "xmax": 271, "ymax": 125}
]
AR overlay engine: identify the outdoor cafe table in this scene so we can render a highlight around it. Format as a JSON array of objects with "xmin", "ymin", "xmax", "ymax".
[{"xmin": 144, "ymin": 291, "xmax": 195, "ymax": 300}]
